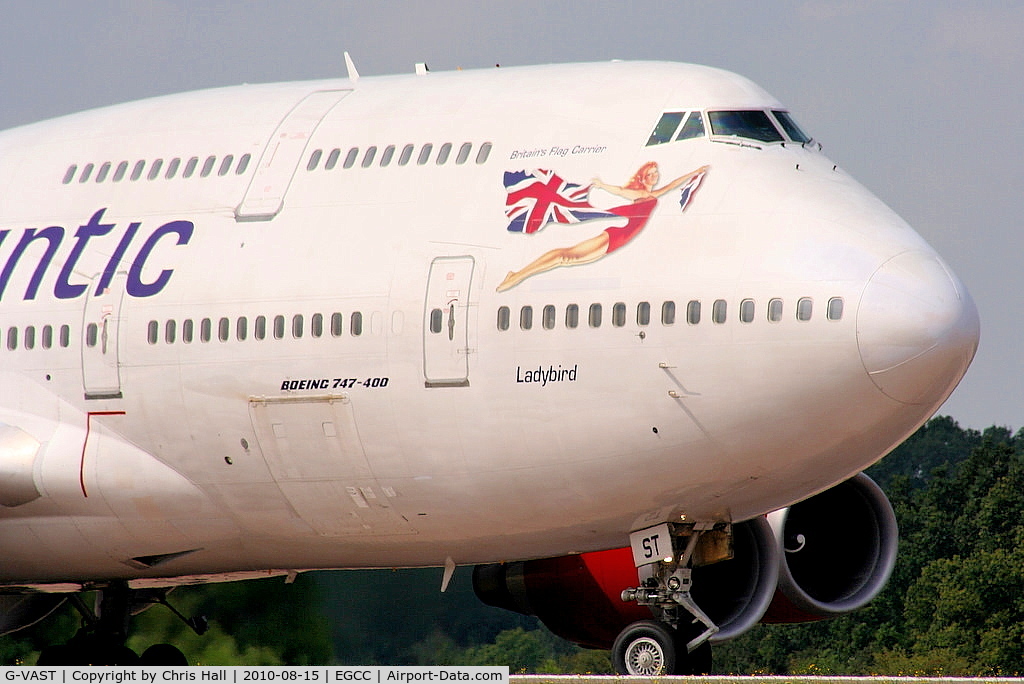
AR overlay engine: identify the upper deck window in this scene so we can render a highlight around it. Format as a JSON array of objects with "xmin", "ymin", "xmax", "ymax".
[
  {"xmin": 708, "ymin": 110, "xmax": 784, "ymax": 143},
  {"xmin": 772, "ymin": 111, "xmax": 811, "ymax": 144}
]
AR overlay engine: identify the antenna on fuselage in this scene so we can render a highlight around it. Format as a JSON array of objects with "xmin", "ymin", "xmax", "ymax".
[{"xmin": 344, "ymin": 51, "xmax": 359, "ymax": 84}]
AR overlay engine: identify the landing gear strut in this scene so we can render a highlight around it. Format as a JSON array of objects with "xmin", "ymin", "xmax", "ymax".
[
  {"xmin": 613, "ymin": 522, "xmax": 727, "ymax": 675},
  {"xmin": 36, "ymin": 582, "xmax": 205, "ymax": 665}
]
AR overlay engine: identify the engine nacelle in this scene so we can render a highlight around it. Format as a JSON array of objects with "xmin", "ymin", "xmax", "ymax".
[
  {"xmin": 0, "ymin": 594, "xmax": 66, "ymax": 637},
  {"xmin": 473, "ymin": 516, "xmax": 778, "ymax": 649},
  {"xmin": 763, "ymin": 472, "xmax": 898, "ymax": 622}
]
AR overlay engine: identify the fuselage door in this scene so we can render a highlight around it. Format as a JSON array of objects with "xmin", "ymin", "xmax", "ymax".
[
  {"xmin": 423, "ymin": 256, "xmax": 475, "ymax": 388},
  {"xmin": 235, "ymin": 89, "xmax": 351, "ymax": 221},
  {"xmin": 81, "ymin": 272, "xmax": 126, "ymax": 400}
]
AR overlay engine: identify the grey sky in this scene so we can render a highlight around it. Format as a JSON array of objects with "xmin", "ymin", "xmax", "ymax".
[{"xmin": 1, "ymin": 1, "xmax": 1019, "ymax": 430}]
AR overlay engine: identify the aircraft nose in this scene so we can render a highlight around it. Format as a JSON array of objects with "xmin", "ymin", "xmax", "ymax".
[{"xmin": 857, "ymin": 251, "xmax": 980, "ymax": 405}]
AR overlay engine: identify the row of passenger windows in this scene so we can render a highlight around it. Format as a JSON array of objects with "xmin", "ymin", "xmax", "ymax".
[
  {"xmin": 493, "ymin": 297, "xmax": 843, "ymax": 331},
  {"xmin": 145, "ymin": 312, "xmax": 368, "ymax": 345},
  {"xmin": 646, "ymin": 109, "xmax": 811, "ymax": 147},
  {"xmin": 62, "ymin": 154, "xmax": 252, "ymax": 185},
  {"xmin": 3, "ymin": 324, "xmax": 72, "ymax": 351},
  {"xmin": 306, "ymin": 141, "xmax": 492, "ymax": 172}
]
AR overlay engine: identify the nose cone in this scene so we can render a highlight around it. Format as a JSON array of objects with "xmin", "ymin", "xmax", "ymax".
[{"xmin": 857, "ymin": 251, "xmax": 980, "ymax": 406}]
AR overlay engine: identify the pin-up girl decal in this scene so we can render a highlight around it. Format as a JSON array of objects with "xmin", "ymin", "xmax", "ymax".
[{"xmin": 497, "ymin": 162, "xmax": 708, "ymax": 292}]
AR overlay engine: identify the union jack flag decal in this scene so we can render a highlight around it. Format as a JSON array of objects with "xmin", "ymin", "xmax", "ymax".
[{"xmin": 503, "ymin": 169, "xmax": 615, "ymax": 233}]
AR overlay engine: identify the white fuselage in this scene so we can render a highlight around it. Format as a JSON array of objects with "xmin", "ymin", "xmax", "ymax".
[{"xmin": 0, "ymin": 62, "xmax": 978, "ymax": 588}]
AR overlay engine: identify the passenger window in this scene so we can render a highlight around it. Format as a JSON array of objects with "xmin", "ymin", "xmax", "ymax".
[
  {"xmin": 292, "ymin": 315, "xmax": 304, "ymax": 338},
  {"xmin": 183, "ymin": 319, "xmax": 194, "ymax": 343},
  {"xmin": 311, "ymin": 313, "xmax": 324, "ymax": 337},
  {"xmin": 361, "ymin": 146, "xmax": 377, "ymax": 168},
  {"xmin": 380, "ymin": 145, "xmax": 395, "ymax": 167},
  {"xmin": 325, "ymin": 149, "xmax": 341, "ymax": 170},
  {"xmin": 399, "ymin": 144, "xmax": 415, "ymax": 166},
  {"xmin": 797, "ymin": 298, "xmax": 813, "ymax": 321},
  {"xmin": 827, "ymin": 297, "xmax": 844, "ymax": 321},
  {"xmin": 343, "ymin": 148, "xmax": 359, "ymax": 169},
  {"xmin": 183, "ymin": 157, "xmax": 198, "ymax": 178},
  {"xmin": 147, "ymin": 321, "xmax": 158, "ymax": 345},
  {"xmin": 254, "ymin": 316, "xmax": 267, "ymax": 340},
  {"xmin": 218, "ymin": 155, "xmax": 234, "ymax": 176},
  {"xmin": 41, "ymin": 325, "xmax": 53, "ymax": 350},
  {"xmin": 542, "ymin": 305, "xmax": 556, "ymax": 330},
  {"xmin": 165, "ymin": 158, "xmax": 181, "ymax": 179},
  {"xmin": 236, "ymin": 153, "xmax": 251, "ymax": 175},
  {"xmin": 79, "ymin": 163, "xmax": 94, "ymax": 183},
  {"xmin": 637, "ymin": 301, "xmax": 651, "ymax": 326},
  {"xmin": 272, "ymin": 315, "xmax": 285, "ymax": 339},
  {"xmin": 456, "ymin": 143, "xmax": 472, "ymax": 164},
  {"xmin": 24, "ymin": 326, "xmax": 35, "ymax": 350},
  {"xmin": 676, "ymin": 111, "xmax": 705, "ymax": 141},
  {"xmin": 62, "ymin": 165, "xmax": 77, "ymax": 184},
  {"xmin": 417, "ymin": 144, "xmax": 433, "ymax": 165},
  {"xmin": 662, "ymin": 301, "xmax": 676, "ymax": 325},
  {"xmin": 646, "ymin": 112, "xmax": 685, "ymax": 146},
  {"xmin": 740, "ymin": 299, "xmax": 755, "ymax": 323},
  {"xmin": 200, "ymin": 318, "xmax": 214, "ymax": 343},
  {"xmin": 436, "ymin": 143, "xmax": 452, "ymax": 165},
  {"xmin": 712, "ymin": 299, "xmax": 727, "ymax": 324},
  {"xmin": 307, "ymin": 149, "xmax": 323, "ymax": 171},
  {"xmin": 709, "ymin": 110, "xmax": 784, "ymax": 143},
  {"xmin": 331, "ymin": 313, "xmax": 343, "ymax": 336},
  {"xmin": 147, "ymin": 159, "xmax": 163, "ymax": 180},
  {"xmin": 768, "ymin": 298, "xmax": 783, "ymax": 322},
  {"xmin": 565, "ymin": 304, "xmax": 579, "ymax": 329},
  {"xmin": 200, "ymin": 156, "xmax": 216, "ymax": 178},
  {"xmin": 131, "ymin": 160, "xmax": 146, "ymax": 181},
  {"xmin": 113, "ymin": 162, "xmax": 128, "ymax": 182},
  {"xmin": 237, "ymin": 317, "xmax": 248, "ymax": 341},
  {"xmin": 476, "ymin": 142, "xmax": 492, "ymax": 164},
  {"xmin": 96, "ymin": 162, "xmax": 111, "ymax": 183},
  {"xmin": 218, "ymin": 317, "xmax": 229, "ymax": 341},
  {"xmin": 589, "ymin": 303, "xmax": 602, "ymax": 328},
  {"xmin": 612, "ymin": 302, "xmax": 626, "ymax": 327},
  {"xmin": 60, "ymin": 325, "xmax": 71, "ymax": 348},
  {"xmin": 430, "ymin": 308, "xmax": 443, "ymax": 334},
  {"xmin": 520, "ymin": 306, "xmax": 533, "ymax": 330},
  {"xmin": 497, "ymin": 306, "xmax": 510, "ymax": 331},
  {"xmin": 350, "ymin": 312, "xmax": 363, "ymax": 336},
  {"xmin": 165, "ymin": 319, "xmax": 176, "ymax": 344},
  {"xmin": 687, "ymin": 300, "xmax": 701, "ymax": 325}
]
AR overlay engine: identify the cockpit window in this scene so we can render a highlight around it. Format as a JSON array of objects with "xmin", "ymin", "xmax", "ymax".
[
  {"xmin": 646, "ymin": 112, "xmax": 685, "ymax": 146},
  {"xmin": 646, "ymin": 110, "xmax": 705, "ymax": 146},
  {"xmin": 675, "ymin": 111, "xmax": 705, "ymax": 141},
  {"xmin": 708, "ymin": 110, "xmax": 784, "ymax": 143},
  {"xmin": 772, "ymin": 111, "xmax": 811, "ymax": 144}
]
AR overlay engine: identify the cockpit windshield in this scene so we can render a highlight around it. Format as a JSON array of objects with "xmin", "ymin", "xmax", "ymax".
[
  {"xmin": 708, "ymin": 110, "xmax": 783, "ymax": 143},
  {"xmin": 772, "ymin": 111, "xmax": 811, "ymax": 144}
]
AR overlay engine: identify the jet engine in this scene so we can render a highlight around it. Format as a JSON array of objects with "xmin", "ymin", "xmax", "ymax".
[
  {"xmin": 473, "ymin": 516, "xmax": 778, "ymax": 649},
  {"xmin": 0, "ymin": 594, "xmax": 67, "ymax": 637},
  {"xmin": 473, "ymin": 473, "xmax": 897, "ymax": 649},
  {"xmin": 763, "ymin": 472, "xmax": 898, "ymax": 622}
]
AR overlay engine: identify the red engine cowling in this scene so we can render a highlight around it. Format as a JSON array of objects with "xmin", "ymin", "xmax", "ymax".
[
  {"xmin": 763, "ymin": 472, "xmax": 898, "ymax": 622},
  {"xmin": 473, "ymin": 516, "xmax": 778, "ymax": 649}
]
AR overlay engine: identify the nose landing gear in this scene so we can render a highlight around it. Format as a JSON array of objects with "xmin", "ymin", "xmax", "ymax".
[
  {"xmin": 36, "ymin": 582, "xmax": 204, "ymax": 665},
  {"xmin": 614, "ymin": 522, "xmax": 728, "ymax": 675}
]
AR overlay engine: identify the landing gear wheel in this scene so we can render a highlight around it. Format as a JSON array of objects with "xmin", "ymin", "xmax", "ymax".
[
  {"xmin": 612, "ymin": 620, "xmax": 677, "ymax": 676},
  {"xmin": 141, "ymin": 643, "xmax": 189, "ymax": 665}
]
